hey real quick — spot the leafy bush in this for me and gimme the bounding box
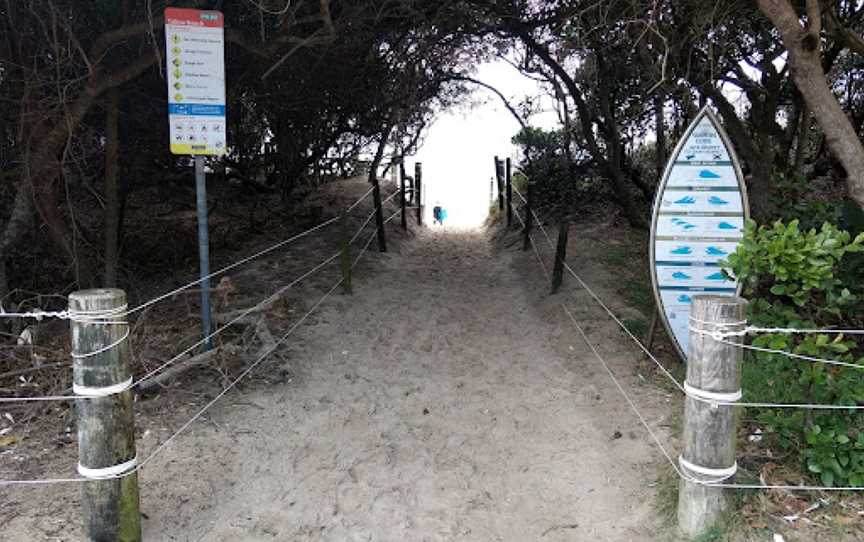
[723,219,864,486]
[512,127,611,219]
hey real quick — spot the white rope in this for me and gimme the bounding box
[683,381,742,404]
[134,278,345,473]
[678,456,737,482]
[747,326,864,335]
[515,212,686,484]
[0,309,68,320]
[688,316,747,329]
[0,305,129,324]
[521,210,685,392]
[512,185,528,204]
[562,261,685,392]
[384,208,401,225]
[132,251,341,388]
[73,376,134,398]
[0,188,384,403]
[70,328,130,359]
[517,205,864,491]
[350,208,378,245]
[0,393,79,404]
[128,185,375,316]
[353,223,382,268]
[714,334,864,371]
[348,189,400,245]
[561,303,686,481]
[127,216,340,316]
[0,208,393,487]
[345,185,376,214]
[133,216,387,479]
[0,274,352,486]
[77,455,138,480]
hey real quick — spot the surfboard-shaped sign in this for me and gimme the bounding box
[650,107,750,360]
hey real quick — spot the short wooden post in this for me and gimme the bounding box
[415,162,423,227]
[494,156,504,212]
[399,159,407,230]
[677,295,746,539]
[71,289,141,542]
[522,178,532,251]
[644,306,660,353]
[339,211,352,294]
[550,220,569,294]
[505,157,513,227]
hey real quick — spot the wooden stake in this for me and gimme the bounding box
[550,220,569,294]
[645,306,660,352]
[415,162,423,227]
[339,211,352,294]
[522,178,532,251]
[677,295,746,539]
[494,156,504,212]
[71,288,141,542]
[505,157,513,227]
[399,159,407,230]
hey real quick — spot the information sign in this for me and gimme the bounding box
[649,107,750,359]
[165,8,226,156]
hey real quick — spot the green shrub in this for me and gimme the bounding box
[723,219,864,486]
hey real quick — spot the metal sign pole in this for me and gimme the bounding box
[166,8,224,352]
[194,156,213,350]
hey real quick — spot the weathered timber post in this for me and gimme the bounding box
[645,306,660,353]
[550,220,569,294]
[494,156,504,212]
[505,157,513,227]
[339,211,352,294]
[415,162,423,227]
[399,159,408,230]
[677,295,746,539]
[71,289,141,542]
[371,171,387,253]
[522,178,532,251]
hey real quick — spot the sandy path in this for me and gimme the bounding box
[130,226,672,541]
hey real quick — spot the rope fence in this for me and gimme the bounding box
[0,180,406,494]
[508,185,864,496]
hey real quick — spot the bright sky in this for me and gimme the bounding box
[413,61,558,228]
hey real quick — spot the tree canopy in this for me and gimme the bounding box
[3,0,864,297]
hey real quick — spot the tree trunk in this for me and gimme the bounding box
[368,124,394,253]
[0,181,34,300]
[758,0,864,208]
[104,89,120,287]
[655,93,667,180]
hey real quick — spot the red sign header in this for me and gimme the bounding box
[165,8,223,28]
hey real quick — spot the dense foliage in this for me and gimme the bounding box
[724,220,864,486]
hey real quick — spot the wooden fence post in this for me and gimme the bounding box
[494,156,504,212]
[71,289,141,542]
[505,157,513,227]
[677,295,747,539]
[550,220,569,293]
[415,162,423,227]
[399,159,407,230]
[339,210,352,294]
[522,178,532,251]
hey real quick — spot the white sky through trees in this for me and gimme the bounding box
[415,61,557,227]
